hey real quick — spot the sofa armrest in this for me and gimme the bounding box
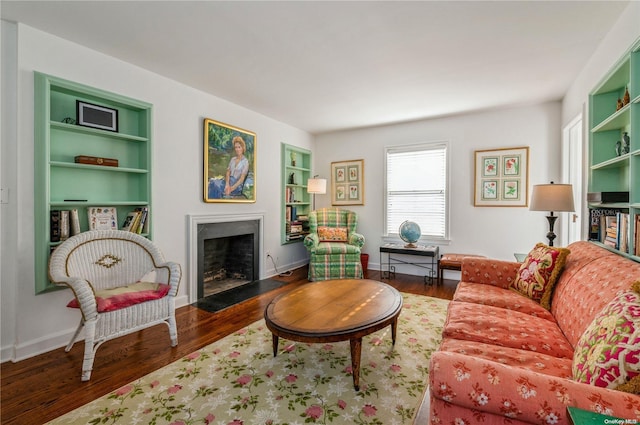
[429,351,640,423]
[460,257,520,289]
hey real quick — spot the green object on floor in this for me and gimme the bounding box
[567,406,627,424]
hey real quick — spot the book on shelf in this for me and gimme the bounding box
[121,211,140,232]
[588,208,618,242]
[50,210,61,242]
[87,207,118,231]
[635,215,640,257]
[60,210,70,241]
[51,209,82,242]
[121,207,149,233]
[69,209,81,236]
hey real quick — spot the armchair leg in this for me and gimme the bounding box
[168,315,178,347]
[80,319,97,381]
[66,320,85,352]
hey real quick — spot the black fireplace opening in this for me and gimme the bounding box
[197,219,260,299]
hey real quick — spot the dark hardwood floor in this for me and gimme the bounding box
[1,267,456,424]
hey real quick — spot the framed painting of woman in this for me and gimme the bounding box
[203,118,256,203]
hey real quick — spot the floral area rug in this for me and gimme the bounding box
[47,293,449,425]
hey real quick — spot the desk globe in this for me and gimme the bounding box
[399,220,421,248]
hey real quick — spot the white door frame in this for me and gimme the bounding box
[562,112,584,244]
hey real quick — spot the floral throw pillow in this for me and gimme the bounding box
[509,243,570,310]
[572,282,640,392]
[317,226,348,242]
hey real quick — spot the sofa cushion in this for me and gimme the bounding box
[510,243,569,310]
[312,241,360,254]
[454,282,555,321]
[572,283,640,391]
[440,338,573,378]
[443,301,574,358]
[317,226,348,242]
[67,281,171,312]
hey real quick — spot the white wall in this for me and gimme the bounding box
[0,22,313,362]
[315,102,563,273]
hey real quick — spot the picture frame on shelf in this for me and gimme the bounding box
[203,118,256,203]
[331,159,364,205]
[87,207,118,231]
[76,101,118,132]
[474,146,529,207]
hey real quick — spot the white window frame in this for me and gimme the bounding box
[383,141,450,244]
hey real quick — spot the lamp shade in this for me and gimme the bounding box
[529,183,575,212]
[307,178,327,195]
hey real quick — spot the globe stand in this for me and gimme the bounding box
[404,242,418,248]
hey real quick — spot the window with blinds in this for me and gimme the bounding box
[385,142,449,240]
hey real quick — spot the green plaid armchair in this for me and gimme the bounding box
[303,208,365,281]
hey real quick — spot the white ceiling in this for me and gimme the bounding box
[1,1,629,134]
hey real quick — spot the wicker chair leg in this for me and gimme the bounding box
[66,320,84,352]
[80,319,97,381]
[168,316,178,346]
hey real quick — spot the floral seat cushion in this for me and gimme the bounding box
[443,301,575,359]
[440,337,573,378]
[454,281,555,321]
[67,281,171,313]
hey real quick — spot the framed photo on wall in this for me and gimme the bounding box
[474,146,529,207]
[331,159,364,205]
[203,118,256,203]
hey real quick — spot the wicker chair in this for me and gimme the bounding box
[303,208,365,281]
[49,230,181,381]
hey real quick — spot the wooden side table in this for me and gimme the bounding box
[379,243,439,285]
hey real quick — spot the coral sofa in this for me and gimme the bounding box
[429,241,640,424]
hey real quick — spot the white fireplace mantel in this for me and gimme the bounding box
[187,212,265,303]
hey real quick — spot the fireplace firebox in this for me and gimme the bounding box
[196,219,260,299]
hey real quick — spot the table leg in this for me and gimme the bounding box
[391,318,398,345]
[350,337,362,391]
[271,334,279,357]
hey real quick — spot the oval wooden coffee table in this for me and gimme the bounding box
[264,279,403,390]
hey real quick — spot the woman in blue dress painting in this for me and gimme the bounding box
[208,136,249,199]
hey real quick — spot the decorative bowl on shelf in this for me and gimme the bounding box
[399,220,421,248]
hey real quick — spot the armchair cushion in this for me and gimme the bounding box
[572,282,640,391]
[510,243,570,310]
[67,281,171,312]
[317,226,348,242]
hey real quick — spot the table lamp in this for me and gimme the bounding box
[529,182,575,246]
[307,176,326,211]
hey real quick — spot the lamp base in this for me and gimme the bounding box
[545,214,558,247]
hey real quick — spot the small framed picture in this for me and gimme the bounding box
[331,159,364,205]
[474,146,529,207]
[76,101,118,132]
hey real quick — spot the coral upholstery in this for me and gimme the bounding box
[429,241,640,424]
[49,230,181,381]
[303,208,365,281]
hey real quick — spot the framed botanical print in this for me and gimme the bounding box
[203,118,256,203]
[474,146,529,207]
[331,159,364,205]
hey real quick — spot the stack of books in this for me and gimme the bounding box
[121,207,150,234]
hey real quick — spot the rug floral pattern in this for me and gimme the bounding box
[48,293,448,425]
